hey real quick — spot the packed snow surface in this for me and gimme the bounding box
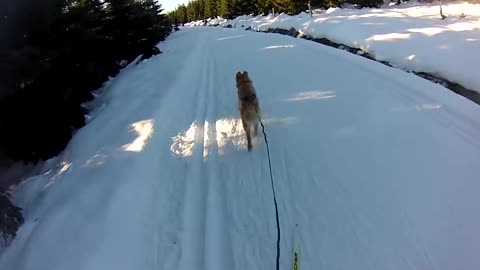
[1,26,480,270]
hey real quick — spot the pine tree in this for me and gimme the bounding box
[310,0,344,9]
[176,4,188,24]
[292,0,309,13]
[219,0,234,19]
[0,0,172,243]
[197,0,206,20]
[350,0,383,7]
[0,193,24,244]
[271,0,288,13]
[257,0,274,15]
[205,0,218,18]
[271,0,309,14]
[136,0,171,52]
[103,0,170,60]
[186,1,197,21]
[0,0,171,168]
[234,0,257,16]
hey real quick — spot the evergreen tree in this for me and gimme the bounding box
[0,193,23,244]
[272,0,309,14]
[349,0,383,7]
[170,0,345,21]
[176,4,188,24]
[103,0,170,61]
[234,0,257,16]
[219,0,234,19]
[186,1,198,21]
[257,0,274,15]
[271,0,289,13]
[310,0,344,9]
[197,0,206,20]
[0,0,172,242]
[205,0,218,18]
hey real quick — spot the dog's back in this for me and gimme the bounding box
[236,71,260,151]
[236,71,260,119]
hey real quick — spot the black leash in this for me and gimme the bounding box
[258,115,281,270]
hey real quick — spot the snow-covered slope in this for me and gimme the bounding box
[211,1,480,94]
[1,27,480,270]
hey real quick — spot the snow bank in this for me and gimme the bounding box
[184,16,228,27]
[190,1,480,93]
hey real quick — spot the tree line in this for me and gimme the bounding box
[167,0,474,24]
[0,0,170,164]
[167,0,385,23]
[0,0,171,243]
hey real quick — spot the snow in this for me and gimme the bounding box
[205,1,480,93]
[184,17,229,27]
[2,26,480,270]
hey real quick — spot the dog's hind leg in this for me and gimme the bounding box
[243,120,253,151]
[246,129,252,151]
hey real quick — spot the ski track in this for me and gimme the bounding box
[1,27,480,270]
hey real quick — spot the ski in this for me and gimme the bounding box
[292,223,300,270]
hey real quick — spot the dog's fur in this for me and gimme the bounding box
[236,71,261,151]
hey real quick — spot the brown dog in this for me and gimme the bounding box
[236,71,261,151]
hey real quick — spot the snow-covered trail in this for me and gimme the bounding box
[2,27,480,270]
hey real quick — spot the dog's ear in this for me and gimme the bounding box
[236,71,242,78]
[243,71,248,75]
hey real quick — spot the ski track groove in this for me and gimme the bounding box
[204,47,229,270]
[144,38,203,270]
[178,66,207,270]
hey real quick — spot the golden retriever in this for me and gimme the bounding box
[236,71,261,151]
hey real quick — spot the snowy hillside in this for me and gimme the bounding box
[1,25,480,270]
[194,1,480,95]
